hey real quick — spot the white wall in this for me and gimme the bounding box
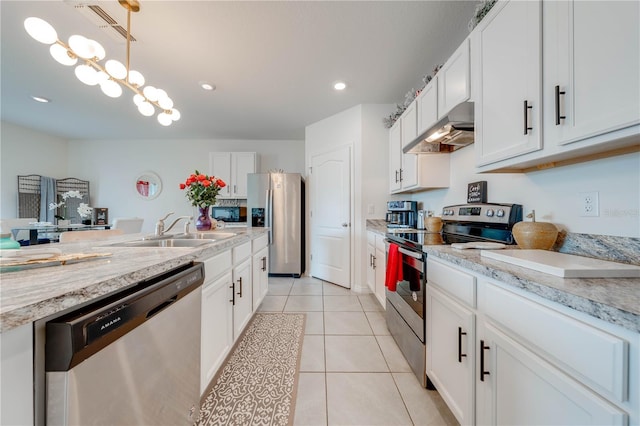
[410,146,640,237]
[0,122,69,219]
[65,138,305,233]
[305,104,393,290]
[1,122,304,233]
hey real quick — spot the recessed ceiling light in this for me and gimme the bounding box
[334,81,346,91]
[200,82,216,91]
[31,95,50,103]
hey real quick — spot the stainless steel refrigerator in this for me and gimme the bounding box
[247,173,305,277]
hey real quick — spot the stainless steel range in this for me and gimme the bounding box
[385,203,522,388]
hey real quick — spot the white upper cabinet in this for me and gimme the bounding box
[389,99,450,194]
[475,0,542,166]
[417,77,439,136]
[475,0,639,172]
[389,121,403,193]
[209,152,257,199]
[543,0,640,147]
[437,38,471,119]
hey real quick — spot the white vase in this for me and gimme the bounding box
[58,219,70,227]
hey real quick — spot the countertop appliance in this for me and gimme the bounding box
[385,202,522,388]
[247,173,305,277]
[211,206,247,223]
[386,200,418,229]
[45,262,204,425]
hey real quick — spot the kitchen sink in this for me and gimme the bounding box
[111,239,211,248]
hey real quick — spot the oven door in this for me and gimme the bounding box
[385,244,425,342]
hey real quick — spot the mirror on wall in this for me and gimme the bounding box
[135,171,162,200]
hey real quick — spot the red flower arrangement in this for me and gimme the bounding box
[179,170,226,208]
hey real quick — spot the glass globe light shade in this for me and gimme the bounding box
[158,95,174,110]
[143,86,158,102]
[170,108,181,121]
[157,112,172,126]
[100,79,123,98]
[95,71,109,84]
[133,94,145,107]
[50,44,77,66]
[87,39,105,60]
[68,35,94,59]
[24,17,58,44]
[105,60,127,80]
[127,70,145,87]
[155,89,168,100]
[74,64,99,86]
[138,101,155,117]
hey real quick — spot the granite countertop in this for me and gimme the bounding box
[423,246,640,333]
[0,229,268,333]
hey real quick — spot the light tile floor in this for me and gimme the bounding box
[259,276,459,426]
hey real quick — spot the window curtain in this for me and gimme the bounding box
[40,176,57,223]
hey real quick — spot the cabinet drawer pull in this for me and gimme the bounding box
[523,100,533,135]
[458,327,467,363]
[480,340,490,381]
[237,277,243,297]
[372,255,376,269]
[229,282,235,305]
[261,256,267,271]
[555,85,566,125]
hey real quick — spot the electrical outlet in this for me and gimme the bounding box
[367,204,375,215]
[579,191,599,217]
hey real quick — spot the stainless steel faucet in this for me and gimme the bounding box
[155,212,191,237]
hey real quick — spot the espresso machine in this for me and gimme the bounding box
[385,201,418,228]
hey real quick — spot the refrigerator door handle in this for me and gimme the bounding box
[266,189,274,244]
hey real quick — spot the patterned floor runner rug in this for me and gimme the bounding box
[197,313,306,426]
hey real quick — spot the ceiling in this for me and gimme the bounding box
[1,1,477,141]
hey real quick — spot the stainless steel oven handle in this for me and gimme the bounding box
[398,247,423,259]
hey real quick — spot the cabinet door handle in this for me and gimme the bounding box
[555,85,566,125]
[523,100,533,135]
[261,256,267,271]
[395,170,399,183]
[229,282,235,305]
[237,277,243,297]
[399,168,403,182]
[458,327,467,363]
[480,340,490,382]
[233,184,237,194]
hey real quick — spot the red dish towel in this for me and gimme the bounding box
[385,243,403,292]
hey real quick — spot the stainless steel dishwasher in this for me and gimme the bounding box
[45,262,204,426]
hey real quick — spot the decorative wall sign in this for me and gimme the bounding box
[467,181,487,203]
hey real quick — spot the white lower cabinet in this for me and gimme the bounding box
[366,231,386,308]
[476,320,627,426]
[200,270,233,395]
[427,256,639,425]
[426,285,475,425]
[232,257,253,340]
[0,323,34,425]
[252,245,269,310]
[374,235,386,308]
[200,251,234,395]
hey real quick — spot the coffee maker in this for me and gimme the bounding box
[385,201,418,228]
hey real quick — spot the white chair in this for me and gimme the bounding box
[0,218,37,242]
[112,217,144,234]
[59,229,124,243]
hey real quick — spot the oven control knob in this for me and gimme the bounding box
[486,209,495,217]
[496,209,505,218]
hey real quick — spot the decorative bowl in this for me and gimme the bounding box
[512,221,559,250]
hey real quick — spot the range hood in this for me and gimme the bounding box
[403,102,474,154]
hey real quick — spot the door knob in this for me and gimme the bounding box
[341,223,349,227]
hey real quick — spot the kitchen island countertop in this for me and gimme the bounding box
[0,229,268,332]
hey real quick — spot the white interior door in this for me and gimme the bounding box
[310,146,351,288]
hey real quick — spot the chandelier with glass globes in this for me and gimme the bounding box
[23,0,180,127]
